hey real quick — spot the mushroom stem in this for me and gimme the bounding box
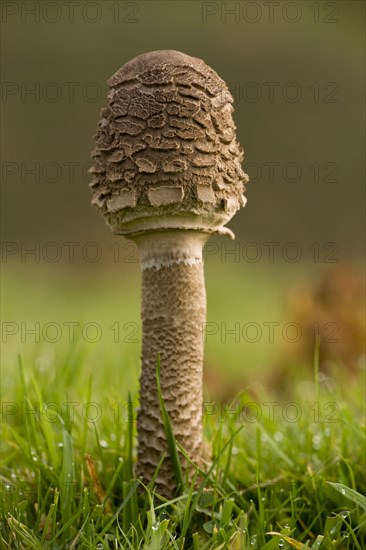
[130,230,210,496]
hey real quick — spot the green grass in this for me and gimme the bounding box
[1,346,365,549]
[1,263,365,548]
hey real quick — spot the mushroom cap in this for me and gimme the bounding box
[90,50,248,235]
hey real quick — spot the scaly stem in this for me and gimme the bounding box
[131,230,209,496]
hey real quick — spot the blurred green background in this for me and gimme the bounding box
[1,0,365,396]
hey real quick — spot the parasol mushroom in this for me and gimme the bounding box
[89,50,248,496]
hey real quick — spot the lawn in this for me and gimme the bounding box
[1,260,365,548]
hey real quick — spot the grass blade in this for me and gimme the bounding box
[325,481,366,510]
[156,355,184,494]
[59,421,75,533]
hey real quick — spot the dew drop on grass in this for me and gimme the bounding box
[57,442,63,448]
[232,446,238,455]
[100,440,108,448]
[274,431,283,442]
[340,510,350,518]
[278,539,285,548]
[152,522,160,531]
[250,535,257,547]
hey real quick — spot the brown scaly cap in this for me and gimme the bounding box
[89,50,249,236]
